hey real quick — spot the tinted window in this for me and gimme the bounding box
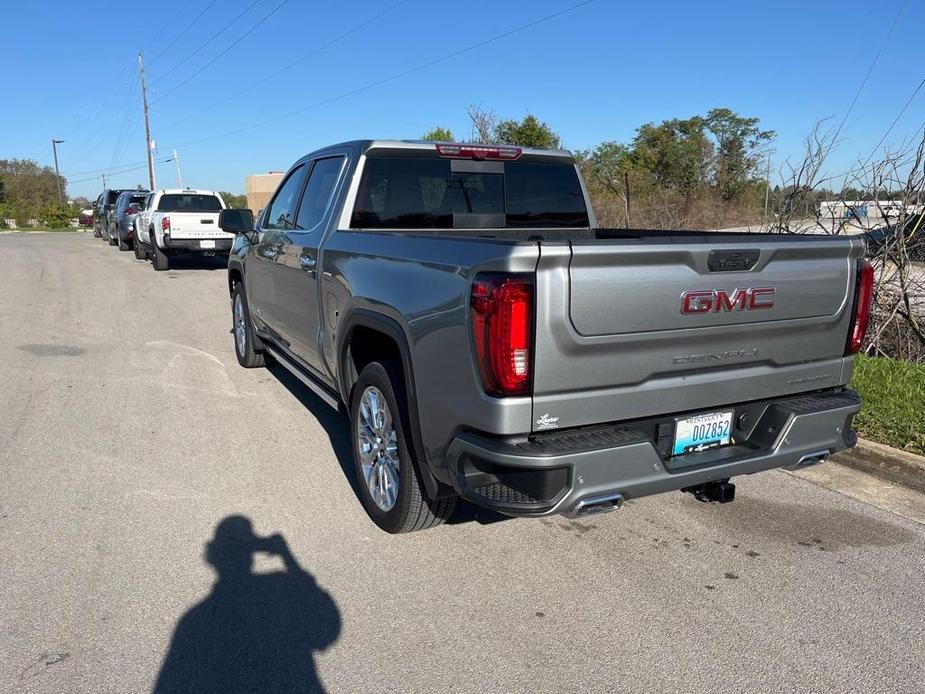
[263,166,306,230]
[295,157,344,232]
[351,157,451,229]
[117,194,147,211]
[106,191,121,204]
[505,162,588,227]
[351,156,588,229]
[157,194,223,212]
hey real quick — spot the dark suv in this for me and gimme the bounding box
[94,189,131,241]
[108,190,149,251]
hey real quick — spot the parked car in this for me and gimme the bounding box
[108,190,149,251]
[221,140,872,534]
[135,189,229,270]
[94,189,131,241]
[863,213,925,261]
[78,209,94,227]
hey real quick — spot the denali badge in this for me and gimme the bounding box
[681,287,775,314]
[536,413,560,430]
[673,348,759,364]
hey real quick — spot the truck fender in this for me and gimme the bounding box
[337,309,446,499]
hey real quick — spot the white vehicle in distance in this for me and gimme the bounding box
[134,188,231,271]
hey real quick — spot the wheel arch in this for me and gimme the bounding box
[338,309,446,499]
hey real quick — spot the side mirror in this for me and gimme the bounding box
[219,208,255,236]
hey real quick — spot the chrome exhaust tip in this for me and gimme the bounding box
[569,492,624,517]
[789,449,831,470]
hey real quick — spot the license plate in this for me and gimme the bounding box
[200,240,215,249]
[672,410,733,456]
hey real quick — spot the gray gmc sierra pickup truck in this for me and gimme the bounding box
[220,140,873,533]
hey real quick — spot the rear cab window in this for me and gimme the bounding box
[157,194,223,212]
[350,154,589,229]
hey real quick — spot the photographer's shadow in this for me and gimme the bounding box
[153,516,340,694]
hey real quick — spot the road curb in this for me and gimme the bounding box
[832,438,925,493]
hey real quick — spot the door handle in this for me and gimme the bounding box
[299,255,317,273]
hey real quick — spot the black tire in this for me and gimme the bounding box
[117,228,131,251]
[150,230,170,271]
[350,361,456,533]
[101,223,110,242]
[231,283,266,368]
[92,224,101,238]
[133,226,147,260]
[107,225,118,246]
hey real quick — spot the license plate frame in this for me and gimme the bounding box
[200,239,216,250]
[672,410,734,457]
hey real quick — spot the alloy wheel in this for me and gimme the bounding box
[356,386,400,512]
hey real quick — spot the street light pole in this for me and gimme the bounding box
[51,139,65,203]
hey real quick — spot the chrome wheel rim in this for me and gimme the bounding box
[233,294,246,356]
[357,386,399,512]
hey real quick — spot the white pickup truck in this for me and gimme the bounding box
[134,188,232,270]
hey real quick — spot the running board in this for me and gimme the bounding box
[263,345,341,410]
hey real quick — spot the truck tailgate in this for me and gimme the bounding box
[531,235,864,432]
[167,212,230,239]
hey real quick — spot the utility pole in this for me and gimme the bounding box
[100,173,107,190]
[137,51,156,190]
[51,139,64,203]
[172,149,183,187]
[763,151,772,217]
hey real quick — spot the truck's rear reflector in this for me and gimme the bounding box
[436,143,522,161]
[471,274,533,396]
[846,259,874,355]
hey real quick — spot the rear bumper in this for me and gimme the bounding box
[163,237,233,253]
[446,389,862,517]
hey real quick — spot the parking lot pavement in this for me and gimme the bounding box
[2,232,924,694]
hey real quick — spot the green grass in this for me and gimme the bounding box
[851,354,925,456]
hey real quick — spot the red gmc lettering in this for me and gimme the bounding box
[681,287,776,314]
[681,290,714,314]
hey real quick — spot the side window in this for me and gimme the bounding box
[263,165,306,230]
[295,157,345,232]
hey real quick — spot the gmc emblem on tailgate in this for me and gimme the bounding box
[681,287,775,314]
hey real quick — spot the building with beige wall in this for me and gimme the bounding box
[245,172,285,214]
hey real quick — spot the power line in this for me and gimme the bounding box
[64,159,152,177]
[159,0,409,131]
[151,0,262,85]
[67,158,174,185]
[174,0,596,150]
[152,0,290,104]
[140,5,188,55]
[831,0,909,145]
[148,0,220,66]
[861,77,925,167]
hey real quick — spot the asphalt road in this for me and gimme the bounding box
[1,232,923,694]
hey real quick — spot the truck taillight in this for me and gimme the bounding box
[470,274,533,396]
[846,259,874,355]
[161,217,171,231]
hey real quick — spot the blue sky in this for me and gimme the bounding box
[2,0,922,200]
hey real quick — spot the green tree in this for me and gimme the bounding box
[704,108,774,200]
[0,159,66,223]
[41,202,73,229]
[421,126,454,142]
[630,117,712,195]
[494,114,561,149]
[583,141,633,226]
[219,191,248,209]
